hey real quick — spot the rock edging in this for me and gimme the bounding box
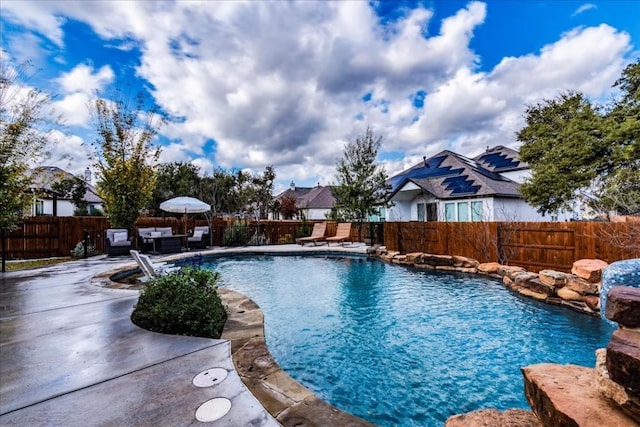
[372,247,606,316]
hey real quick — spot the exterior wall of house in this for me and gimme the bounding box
[386,201,413,221]
[305,208,331,220]
[388,196,573,222]
[33,199,75,216]
[437,198,493,221]
[492,198,573,222]
[31,199,103,216]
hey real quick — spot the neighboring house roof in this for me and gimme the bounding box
[299,185,336,209]
[473,145,529,173]
[275,185,336,210]
[27,166,103,203]
[388,147,522,201]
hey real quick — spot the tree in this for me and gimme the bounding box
[597,60,640,215]
[91,89,164,230]
[201,168,237,217]
[51,175,89,215]
[249,165,276,220]
[1,62,56,271]
[147,162,201,215]
[279,193,298,219]
[333,127,392,240]
[518,60,640,216]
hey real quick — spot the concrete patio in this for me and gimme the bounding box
[0,244,370,426]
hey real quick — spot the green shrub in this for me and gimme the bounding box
[277,233,293,244]
[222,221,249,246]
[296,218,311,238]
[131,267,227,338]
[70,241,98,258]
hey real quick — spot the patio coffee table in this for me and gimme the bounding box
[151,234,186,254]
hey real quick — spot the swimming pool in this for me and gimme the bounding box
[201,255,614,426]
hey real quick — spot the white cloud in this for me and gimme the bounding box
[1,2,66,46]
[572,3,597,16]
[2,1,636,188]
[50,64,114,127]
[55,64,114,95]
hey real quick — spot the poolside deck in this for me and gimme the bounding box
[0,244,368,425]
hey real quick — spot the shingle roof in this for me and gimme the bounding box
[388,147,522,200]
[473,145,529,172]
[275,185,336,209]
[299,186,336,209]
[27,166,103,203]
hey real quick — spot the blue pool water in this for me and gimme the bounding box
[202,255,615,426]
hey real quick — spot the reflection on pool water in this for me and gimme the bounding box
[202,255,615,426]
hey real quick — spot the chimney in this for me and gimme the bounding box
[290,180,295,192]
[84,167,92,184]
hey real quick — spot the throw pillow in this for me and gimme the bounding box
[113,232,128,242]
[193,230,204,238]
[150,231,162,238]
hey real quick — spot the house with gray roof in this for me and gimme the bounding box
[272,182,336,220]
[26,166,103,216]
[386,146,571,222]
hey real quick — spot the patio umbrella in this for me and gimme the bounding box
[160,197,211,234]
[159,196,211,214]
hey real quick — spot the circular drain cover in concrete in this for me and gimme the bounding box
[193,368,228,388]
[195,398,231,422]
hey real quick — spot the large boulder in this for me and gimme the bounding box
[421,254,454,266]
[595,348,640,424]
[525,278,556,297]
[478,262,501,273]
[522,363,637,427]
[446,409,542,427]
[572,259,608,283]
[606,286,640,328]
[452,255,479,268]
[557,287,584,302]
[566,275,600,296]
[607,329,640,396]
[539,270,568,287]
[405,252,423,264]
[514,272,540,284]
[498,265,527,279]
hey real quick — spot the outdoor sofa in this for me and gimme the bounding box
[137,227,174,253]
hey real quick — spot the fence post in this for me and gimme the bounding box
[83,229,88,259]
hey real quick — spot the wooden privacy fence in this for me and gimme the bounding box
[5,217,636,272]
[384,221,640,273]
[3,217,385,259]
[4,216,112,259]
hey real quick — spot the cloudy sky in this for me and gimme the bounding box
[2,0,638,193]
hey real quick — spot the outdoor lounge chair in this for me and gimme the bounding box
[105,228,133,256]
[130,250,179,281]
[187,226,211,249]
[296,222,327,246]
[326,223,352,246]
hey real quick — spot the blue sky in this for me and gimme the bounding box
[2,0,638,193]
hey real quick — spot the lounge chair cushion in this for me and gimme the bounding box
[113,232,128,243]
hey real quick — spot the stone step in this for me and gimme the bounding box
[522,363,638,427]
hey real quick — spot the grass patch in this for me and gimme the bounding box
[5,258,72,271]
